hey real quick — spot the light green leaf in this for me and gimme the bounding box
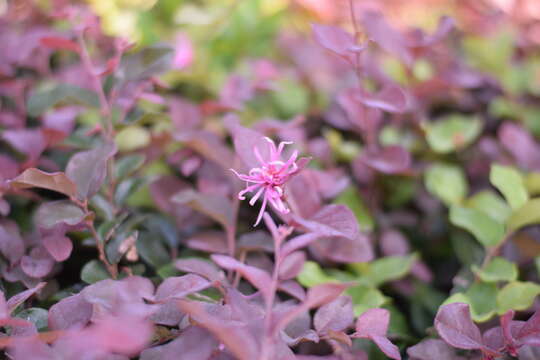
[472,257,518,282]
[424,114,482,154]
[497,281,540,314]
[490,164,528,210]
[297,261,335,287]
[449,205,505,248]
[347,284,387,316]
[425,163,468,206]
[334,186,374,231]
[525,173,540,196]
[466,190,511,223]
[507,198,540,232]
[442,283,498,322]
[115,126,151,152]
[350,254,417,287]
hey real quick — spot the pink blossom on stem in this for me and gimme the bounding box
[231,138,301,226]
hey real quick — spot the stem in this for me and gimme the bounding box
[348,0,363,84]
[76,31,113,138]
[260,233,282,360]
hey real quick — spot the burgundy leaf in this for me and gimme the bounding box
[177,300,259,360]
[65,142,117,199]
[356,86,408,114]
[2,129,47,162]
[211,254,272,302]
[435,303,486,351]
[155,274,211,302]
[9,168,77,198]
[314,296,354,334]
[518,310,540,347]
[0,220,25,265]
[174,258,223,283]
[311,24,357,61]
[172,189,234,231]
[42,234,72,262]
[407,339,458,360]
[278,280,306,301]
[6,282,46,314]
[360,146,412,174]
[21,247,55,278]
[174,130,233,170]
[278,251,306,280]
[498,122,540,171]
[40,36,81,52]
[352,308,401,360]
[185,231,228,254]
[48,293,93,330]
[360,11,413,66]
[224,115,269,170]
[140,326,217,360]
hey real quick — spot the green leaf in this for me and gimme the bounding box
[81,260,110,284]
[466,190,511,223]
[334,186,375,231]
[347,284,387,316]
[506,198,540,232]
[490,164,529,210]
[424,114,482,153]
[118,44,174,82]
[350,254,417,287]
[297,261,335,287]
[497,281,540,314]
[535,257,540,278]
[27,84,100,116]
[525,173,540,196]
[472,257,518,282]
[14,307,49,331]
[136,231,170,268]
[425,163,468,206]
[35,201,86,229]
[449,205,505,248]
[115,154,146,179]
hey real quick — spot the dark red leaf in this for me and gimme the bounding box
[40,36,81,52]
[434,303,485,351]
[9,168,77,198]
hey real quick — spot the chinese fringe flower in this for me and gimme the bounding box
[231,138,300,226]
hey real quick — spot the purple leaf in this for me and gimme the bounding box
[65,142,117,199]
[174,130,233,170]
[352,308,401,360]
[48,293,93,330]
[42,234,72,262]
[311,24,357,61]
[435,303,486,351]
[0,220,25,265]
[9,168,77,198]
[498,122,540,171]
[407,339,458,360]
[155,274,211,302]
[172,189,234,231]
[294,204,373,263]
[174,258,224,283]
[280,233,320,260]
[185,231,228,254]
[2,128,47,162]
[278,251,306,280]
[6,282,46,314]
[360,11,413,66]
[278,280,306,301]
[360,146,412,174]
[21,247,55,278]
[224,115,269,170]
[518,310,540,347]
[354,308,390,337]
[355,86,408,114]
[211,254,272,302]
[150,300,185,326]
[177,300,259,360]
[140,326,217,360]
[314,296,354,334]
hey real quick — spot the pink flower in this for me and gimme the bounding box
[231,137,300,226]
